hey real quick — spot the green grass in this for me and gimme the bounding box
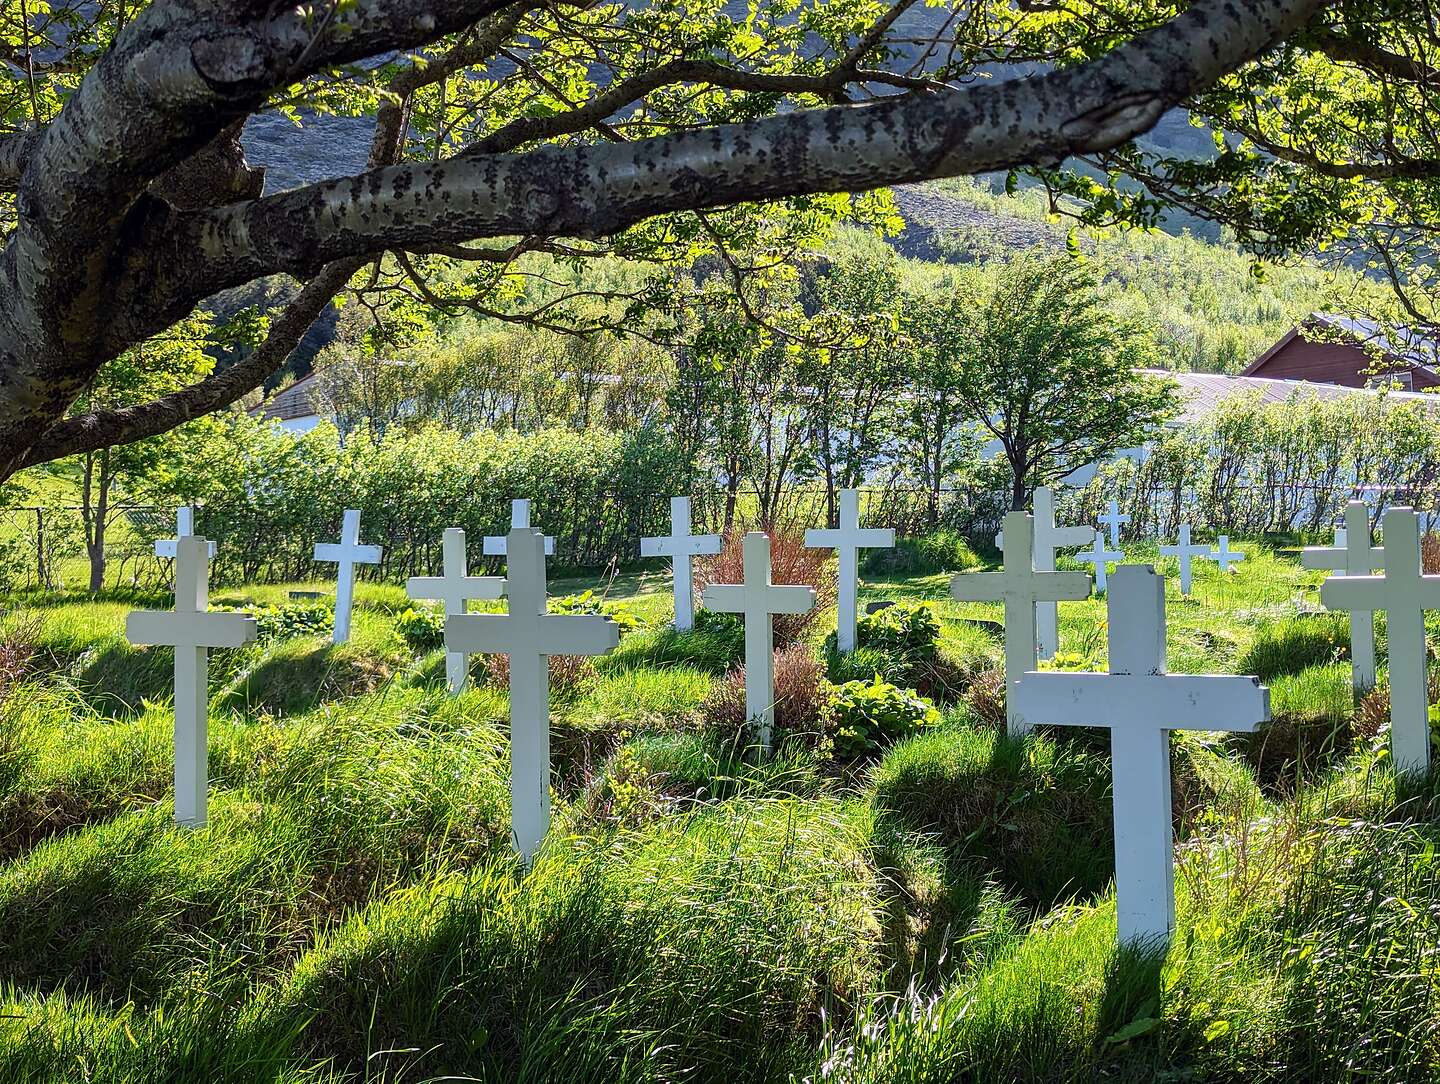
[0,540,1436,1082]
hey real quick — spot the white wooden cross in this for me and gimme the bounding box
[1098,499,1130,548]
[1302,500,1382,692]
[313,509,382,644]
[482,499,555,557]
[1321,506,1439,773]
[406,527,506,694]
[1212,535,1246,574]
[951,511,1091,736]
[1012,565,1269,947]
[701,532,817,751]
[641,496,721,632]
[126,537,257,828]
[805,488,895,652]
[1079,531,1124,592]
[1157,523,1214,596]
[155,506,216,560]
[446,529,618,862]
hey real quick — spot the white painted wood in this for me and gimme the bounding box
[1012,565,1269,947]
[1212,535,1246,573]
[1321,506,1440,773]
[950,512,1091,737]
[482,499,556,557]
[1098,499,1130,548]
[406,528,505,693]
[640,496,721,632]
[126,537,257,828]
[1157,523,1214,596]
[805,489,895,652]
[313,509,383,644]
[1078,531,1124,592]
[155,506,216,559]
[701,532,817,751]
[447,529,619,862]
[1032,487,1092,659]
[1302,500,1383,692]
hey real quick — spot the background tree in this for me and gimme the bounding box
[947,253,1180,509]
[0,0,1326,480]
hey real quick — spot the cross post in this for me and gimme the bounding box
[1302,500,1382,692]
[805,489,895,652]
[1212,535,1245,574]
[1079,530,1124,592]
[155,506,216,560]
[1012,566,1269,947]
[950,511,1091,736]
[1098,499,1130,548]
[406,527,505,693]
[1032,486,1092,658]
[641,496,721,631]
[313,509,382,643]
[701,532,817,751]
[446,529,618,861]
[1157,523,1214,596]
[127,537,257,827]
[482,499,556,557]
[1321,506,1440,772]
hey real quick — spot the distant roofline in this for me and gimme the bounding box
[1242,313,1439,378]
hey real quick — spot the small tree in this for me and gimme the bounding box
[948,254,1180,510]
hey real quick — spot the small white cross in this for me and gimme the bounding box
[1078,531,1124,592]
[446,529,619,862]
[406,527,505,694]
[313,509,382,644]
[1212,535,1245,574]
[1157,523,1215,596]
[805,489,895,652]
[482,499,556,557]
[701,532,817,751]
[641,496,721,632]
[1098,499,1130,548]
[951,511,1091,736]
[126,537,257,828]
[1013,565,1269,947]
[155,506,216,560]
[1302,500,1382,692]
[1321,506,1440,772]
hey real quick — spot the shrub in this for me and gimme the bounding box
[828,676,939,759]
[861,529,983,576]
[1423,532,1440,575]
[857,602,941,657]
[1355,670,1440,758]
[483,652,595,698]
[701,644,829,738]
[550,590,641,637]
[696,527,835,646]
[1236,615,1348,683]
[964,668,1007,729]
[393,606,445,652]
[219,602,333,642]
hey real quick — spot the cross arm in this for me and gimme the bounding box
[641,535,721,558]
[1049,525,1094,549]
[769,586,818,615]
[1300,548,1344,571]
[445,613,513,654]
[949,572,1005,603]
[700,584,748,613]
[315,543,383,563]
[1321,575,1390,610]
[1012,672,1269,732]
[539,614,620,657]
[127,611,257,650]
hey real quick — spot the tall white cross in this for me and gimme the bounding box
[1031,487,1092,658]
[126,537,257,828]
[701,532,817,751]
[1079,530,1124,593]
[1098,499,1130,548]
[1321,506,1440,773]
[951,511,1091,736]
[1212,535,1246,574]
[406,528,506,694]
[446,529,618,862]
[1157,523,1214,596]
[1012,566,1269,947]
[641,496,721,632]
[1302,501,1382,692]
[805,488,895,652]
[155,506,216,560]
[313,509,382,644]
[482,499,555,557]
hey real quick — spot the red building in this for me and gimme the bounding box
[1244,313,1440,390]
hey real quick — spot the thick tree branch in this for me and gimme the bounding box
[1306,26,1440,82]
[166,0,1328,303]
